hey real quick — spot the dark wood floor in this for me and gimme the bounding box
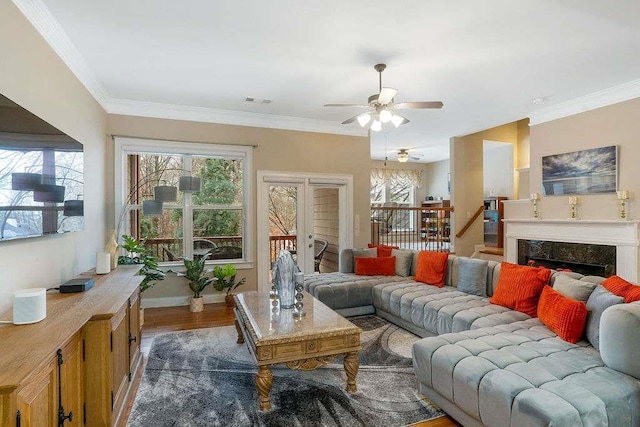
[122,303,460,427]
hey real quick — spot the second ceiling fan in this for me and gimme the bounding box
[325,63,443,131]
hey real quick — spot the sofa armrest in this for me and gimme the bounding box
[600,302,640,379]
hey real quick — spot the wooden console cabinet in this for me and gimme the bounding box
[0,266,143,427]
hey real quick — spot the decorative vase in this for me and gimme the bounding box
[190,296,204,312]
[105,229,118,270]
[273,250,296,309]
[225,294,235,308]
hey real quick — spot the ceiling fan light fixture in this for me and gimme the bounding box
[357,113,371,127]
[397,152,410,163]
[370,120,382,132]
[379,109,392,123]
[391,114,405,128]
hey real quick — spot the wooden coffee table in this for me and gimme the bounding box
[233,291,362,411]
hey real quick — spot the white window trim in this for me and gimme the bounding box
[114,136,254,269]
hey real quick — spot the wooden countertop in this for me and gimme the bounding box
[0,266,143,393]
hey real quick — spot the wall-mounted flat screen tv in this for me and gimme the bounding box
[0,94,84,241]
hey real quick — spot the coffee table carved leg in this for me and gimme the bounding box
[234,319,244,344]
[344,351,359,393]
[256,365,273,411]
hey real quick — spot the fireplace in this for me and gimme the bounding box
[504,219,640,282]
[518,240,615,277]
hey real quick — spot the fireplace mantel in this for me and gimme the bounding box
[504,219,640,282]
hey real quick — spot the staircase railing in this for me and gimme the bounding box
[455,205,485,238]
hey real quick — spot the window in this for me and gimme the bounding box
[370,168,422,231]
[114,137,252,265]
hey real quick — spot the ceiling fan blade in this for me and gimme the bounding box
[324,103,369,108]
[395,101,444,109]
[377,87,398,104]
[341,114,360,125]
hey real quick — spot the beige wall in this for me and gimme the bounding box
[107,115,369,303]
[451,122,518,256]
[313,188,339,273]
[423,159,451,201]
[507,97,640,221]
[0,1,108,313]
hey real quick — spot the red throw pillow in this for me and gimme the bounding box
[414,251,449,287]
[367,244,400,257]
[538,286,588,343]
[603,275,640,303]
[354,256,396,276]
[490,262,551,317]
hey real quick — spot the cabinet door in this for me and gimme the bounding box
[128,292,141,376]
[111,305,129,418]
[16,359,56,427]
[58,334,84,426]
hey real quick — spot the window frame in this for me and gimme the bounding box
[114,137,253,268]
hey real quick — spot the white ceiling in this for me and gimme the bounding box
[16,0,640,163]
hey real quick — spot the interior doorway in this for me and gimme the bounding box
[257,171,353,293]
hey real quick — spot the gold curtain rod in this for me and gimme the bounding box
[108,134,258,148]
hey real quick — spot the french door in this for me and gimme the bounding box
[257,171,353,293]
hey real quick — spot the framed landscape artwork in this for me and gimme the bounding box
[542,145,618,195]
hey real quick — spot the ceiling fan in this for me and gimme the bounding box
[395,148,423,163]
[325,63,443,131]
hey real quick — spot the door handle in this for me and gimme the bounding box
[308,244,312,248]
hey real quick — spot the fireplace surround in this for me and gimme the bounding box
[504,219,640,282]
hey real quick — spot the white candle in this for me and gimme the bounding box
[617,190,630,200]
[530,193,540,201]
[96,252,111,274]
[568,196,578,205]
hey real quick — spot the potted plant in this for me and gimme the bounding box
[183,252,216,312]
[212,264,246,307]
[118,235,166,325]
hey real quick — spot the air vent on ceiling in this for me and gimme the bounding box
[245,97,271,104]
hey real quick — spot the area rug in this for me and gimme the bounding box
[127,315,443,426]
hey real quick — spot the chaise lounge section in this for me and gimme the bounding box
[303,247,640,426]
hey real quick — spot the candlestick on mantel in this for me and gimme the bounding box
[617,190,631,220]
[530,193,541,219]
[568,196,578,219]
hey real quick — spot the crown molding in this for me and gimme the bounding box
[11,0,110,106]
[105,98,369,137]
[528,79,640,125]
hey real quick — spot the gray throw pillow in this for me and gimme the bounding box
[585,285,624,350]
[391,249,413,277]
[456,257,489,297]
[553,274,597,302]
[340,248,377,273]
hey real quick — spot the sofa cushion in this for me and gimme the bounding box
[490,262,551,317]
[603,275,640,303]
[339,248,376,273]
[391,248,414,277]
[585,285,624,350]
[354,256,395,276]
[538,286,588,343]
[367,243,399,257]
[412,319,640,427]
[600,302,640,380]
[415,251,449,287]
[456,257,488,297]
[553,273,597,302]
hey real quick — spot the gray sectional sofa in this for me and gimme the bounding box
[303,248,640,427]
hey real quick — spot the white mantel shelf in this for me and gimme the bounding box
[504,218,640,282]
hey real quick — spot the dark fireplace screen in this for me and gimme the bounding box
[518,240,616,277]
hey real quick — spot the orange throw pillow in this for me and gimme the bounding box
[415,251,449,287]
[538,286,588,343]
[603,275,640,303]
[367,244,400,257]
[490,262,551,317]
[354,256,396,276]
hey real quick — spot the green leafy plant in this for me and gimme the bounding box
[117,235,166,292]
[183,252,216,298]
[212,264,246,295]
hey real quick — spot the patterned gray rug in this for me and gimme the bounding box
[127,315,443,426]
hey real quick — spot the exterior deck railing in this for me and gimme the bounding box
[370,205,454,252]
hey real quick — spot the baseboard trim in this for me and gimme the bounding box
[141,294,225,308]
